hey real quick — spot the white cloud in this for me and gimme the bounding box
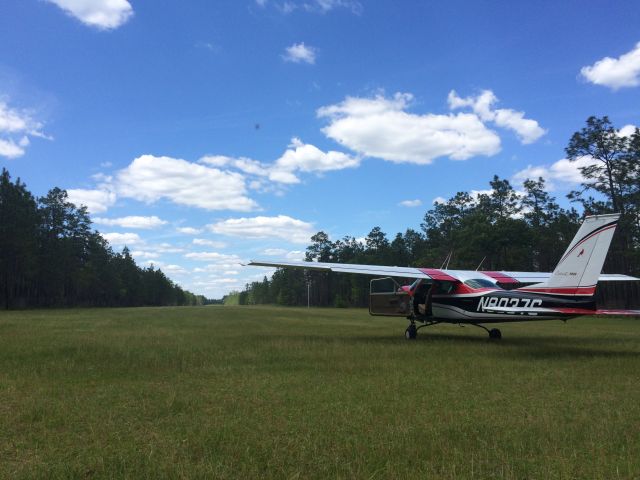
[448,90,546,144]
[580,42,640,90]
[208,215,315,244]
[93,215,167,229]
[432,196,447,205]
[185,252,243,264]
[398,199,422,208]
[311,0,362,13]
[285,250,305,260]
[270,0,362,14]
[271,138,360,183]
[67,188,117,214]
[283,43,317,64]
[262,248,288,256]
[0,100,49,159]
[618,124,638,137]
[152,242,185,254]
[200,139,358,185]
[512,156,597,190]
[318,92,501,164]
[131,250,160,259]
[102,232,142,246]
[0,138,26,159]
[177,227,202,235]
[116,154,258,211]
[45,0,133,30]
[193,238,227,248]
[257,248,305,259]
[161,264,188,275]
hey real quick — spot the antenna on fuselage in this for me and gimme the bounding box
[440,251,453,270]
[475,256,487,271]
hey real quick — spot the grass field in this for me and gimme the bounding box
[1,306,640,479]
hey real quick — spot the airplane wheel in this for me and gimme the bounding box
[405,324,417,340]
[489,328,502,340]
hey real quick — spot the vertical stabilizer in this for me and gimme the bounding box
[519,214,620,295]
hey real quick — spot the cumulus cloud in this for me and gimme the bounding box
[116,155,258,211]
[93,215,167,229]
[512,156,597,190]
[580,42,640,90]
[260,248,304,260]
[398,199,422,208]
[262,248,288,256]
[67,188,117,214]
[282,42,317,64]
[448,90,546,144]
[131,250,160,259]
[618,124,638,137]
[0,138,27,159]
[185,252,243,264]
[45,0,133,30]
[193,238,227,248]
[271,138,360,182]
[0,100,49,159]
[318,92,501,164]
[177,227,202,235]
[208,215,315,244]
[102,232,142,246]
[200,139,358,185]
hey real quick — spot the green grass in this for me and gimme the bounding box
[1,306,640,479]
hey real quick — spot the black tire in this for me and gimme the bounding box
[489,328,502,340]
[405,324,417,340]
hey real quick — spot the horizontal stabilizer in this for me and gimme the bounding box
[596,309,640,316]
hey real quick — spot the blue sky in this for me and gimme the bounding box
[2,0,640,298]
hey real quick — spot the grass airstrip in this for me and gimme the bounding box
[1,306,639,479]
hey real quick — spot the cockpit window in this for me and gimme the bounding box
[464,278,501,289]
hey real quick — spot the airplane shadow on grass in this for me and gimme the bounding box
[299,328,640,360]
[267,330,640,360]
[370,331,640,359]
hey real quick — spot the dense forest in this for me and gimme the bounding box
[0,170,207,309]
[232,117,640,307]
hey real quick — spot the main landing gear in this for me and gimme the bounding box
[405,323,417,340]
[404,321,502,340]
[404,319,441,340]
[471,323,502,340]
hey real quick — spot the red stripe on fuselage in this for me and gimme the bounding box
[552,307,597,315]
[517,285,596,296]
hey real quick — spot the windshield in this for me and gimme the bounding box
[464,278,501,289]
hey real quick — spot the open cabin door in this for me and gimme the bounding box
[369,277,411,316]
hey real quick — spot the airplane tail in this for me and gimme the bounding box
[517,213,620,296]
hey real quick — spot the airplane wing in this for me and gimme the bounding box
[249,260,639,283]
[248,260,432,279]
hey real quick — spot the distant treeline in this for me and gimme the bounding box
[232,116,640,308]
[0,169,208,309]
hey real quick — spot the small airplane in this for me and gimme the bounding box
[250,213,640,340]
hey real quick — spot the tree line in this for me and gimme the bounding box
[0,169,207,309]
[232,117,640,308]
